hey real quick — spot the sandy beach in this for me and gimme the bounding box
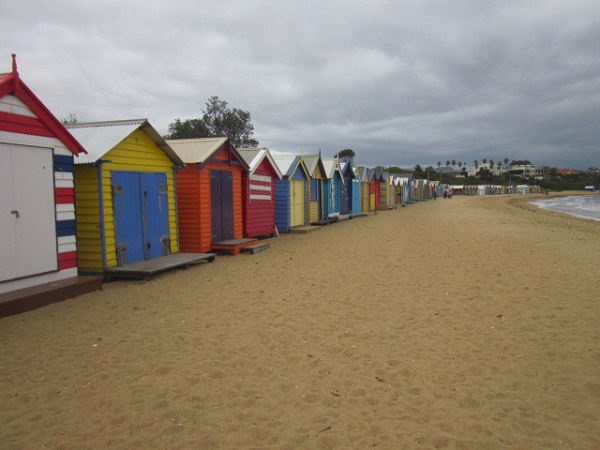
[1,192,599,449]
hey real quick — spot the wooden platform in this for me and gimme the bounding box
[0,276,103,318]
[105,252,216,281]
[241,242,270,254]
[310,217,339,226]
[290,225,322,234]
[211,238,258,255]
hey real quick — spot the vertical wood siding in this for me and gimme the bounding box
[274,179,290,233]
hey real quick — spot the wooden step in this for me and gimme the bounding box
[241,243,270,254]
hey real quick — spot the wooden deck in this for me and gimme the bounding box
[0,276,103,318]
[211,238,258,255]
[310,217,339,226]
[105,253,216,281]
[290,225,322,234]
[241,242,271,254]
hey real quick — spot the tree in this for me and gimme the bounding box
[336,149,356,164]
[165,96,258,147]
[451,159,456,169]
[473,160,479,171]
[336,149,356,158]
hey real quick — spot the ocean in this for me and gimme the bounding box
[531,194,600,222]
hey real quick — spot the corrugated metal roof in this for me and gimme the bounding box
[238,148,262,168]
[321,158,342,180]
[302,155,320,175]
[239,148,283,179]
[67,119,183,165]
[166,137,229,164]
[272,155,301,178]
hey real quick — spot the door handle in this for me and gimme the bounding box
[10,210,20,219]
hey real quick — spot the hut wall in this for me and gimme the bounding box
[75,129,179,272]
[243,160,277,238]
[274,179,291,233]
[177,149,243,252]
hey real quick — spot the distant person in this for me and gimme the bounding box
[432,191,437,201]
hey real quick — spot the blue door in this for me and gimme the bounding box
[210,169,234,242]
[144,173,170,259]
[112,171,169,265]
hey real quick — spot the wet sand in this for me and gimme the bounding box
[1,192,599,449]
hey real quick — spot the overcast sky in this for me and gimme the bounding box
[3,0,599,169]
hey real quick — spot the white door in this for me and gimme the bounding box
[0,143,57,282]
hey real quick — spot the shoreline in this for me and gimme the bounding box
[1,193,599,449]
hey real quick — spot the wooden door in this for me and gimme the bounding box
[210,169,234,242]
[290,179,304,227]
[112,172,145,265]
[0,143,57,281]
[112,171,170,265]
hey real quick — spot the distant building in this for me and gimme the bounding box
[507,164,555,179]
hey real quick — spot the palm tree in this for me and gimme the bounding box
[473,160,479,175]
[458,161,463,172]
[451,159,456,169]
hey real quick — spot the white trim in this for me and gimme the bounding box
[56,204,75,213]
[250,184,271,192]
[58,242,77,253]
[250,174,271,183]
[0,268,78,294]
[58,235,77,245]
[55,171,74,180]
[56,211,75,221]
[55,179,74,188]
[250,194,272,201]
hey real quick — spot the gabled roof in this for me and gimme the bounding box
[340,161,356,179]
[356,166,368,182]
[67,119,183,165]
[0,54,85,156]
[321,157,344,183]
[272,154,309,179]
[301,154,326,178]
[238,147,282,179]
[368,168,385,182]
[166,137,249,170]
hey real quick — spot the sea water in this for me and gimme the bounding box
[531,195,600,222]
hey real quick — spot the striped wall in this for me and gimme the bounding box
[53,153,78,271]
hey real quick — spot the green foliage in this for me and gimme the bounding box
[165,96,258,148]
[336,149,356,158]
